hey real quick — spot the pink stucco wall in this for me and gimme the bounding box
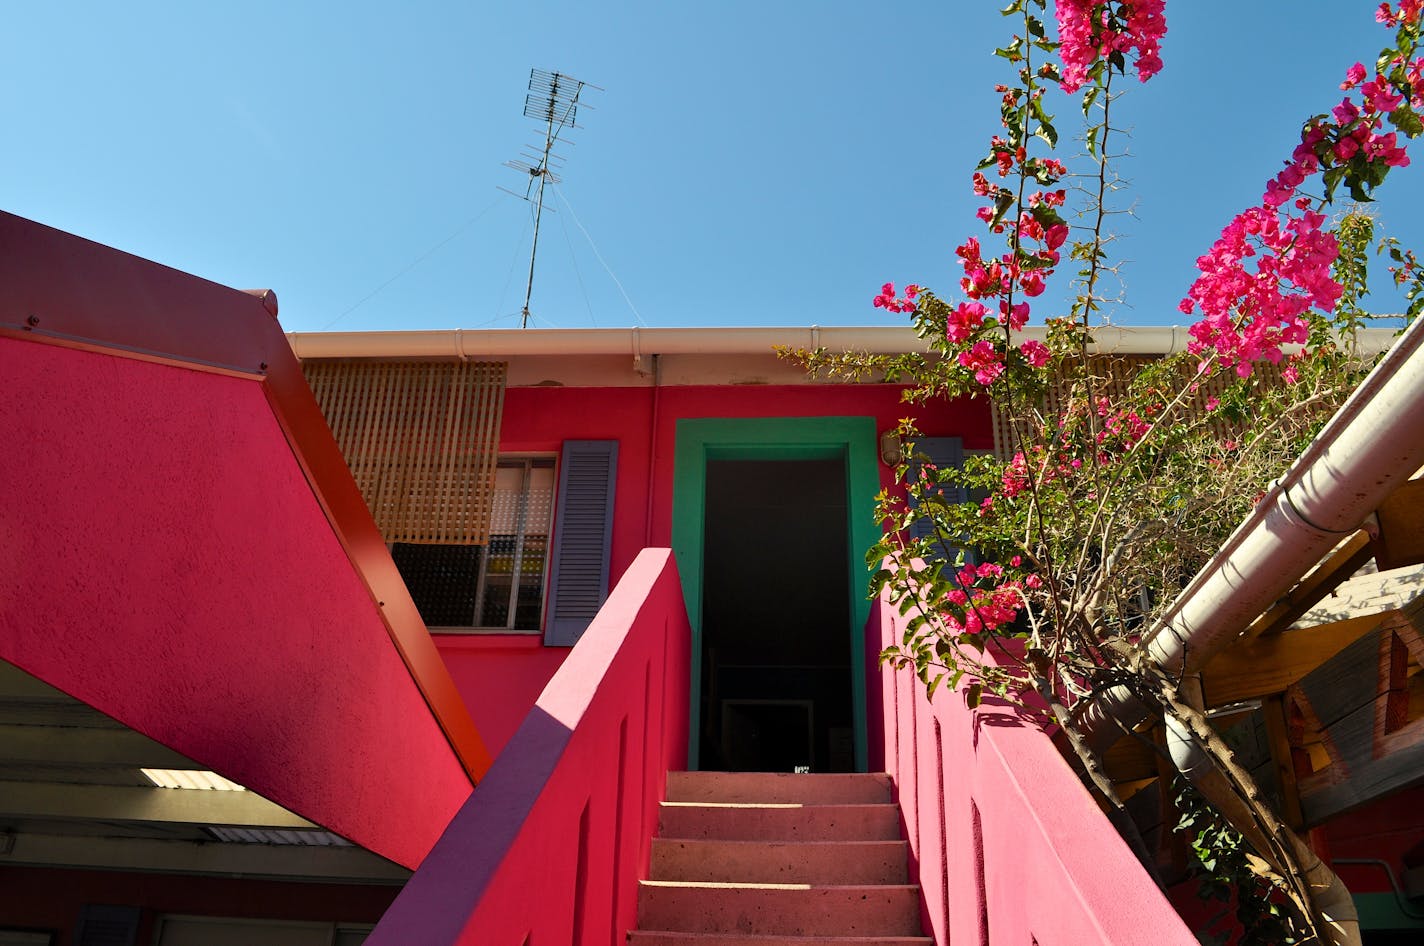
[370,548,691,946]
[440,382,994,755]
[434,634,570,758]
[500,383,993,583]
[868,593,1197,945]
[0,337,471,868]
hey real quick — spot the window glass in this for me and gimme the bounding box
[392,456,554,631]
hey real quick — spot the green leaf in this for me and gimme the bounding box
[965,682,983,708]
[1389,104,1424,137]
[1322,165,1346,202]
[1025,14,1044,38]
[990,192,1015,228]
[994,37,1025,62]
[1081,85,1100,117]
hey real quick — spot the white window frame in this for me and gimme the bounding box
[391,454,556,634]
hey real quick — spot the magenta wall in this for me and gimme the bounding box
[371,548,691,946]
[439,382,993,754]
[0,337,471,868]
[500,383,993,583]
[435,634,570,758]
[869,594,1197,945]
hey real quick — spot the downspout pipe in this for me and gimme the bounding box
[1147,314,1424,676]
[1083,313,1424,743]
[1070,317,1424,946]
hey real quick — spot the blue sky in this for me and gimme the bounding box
[4,2,1421,333]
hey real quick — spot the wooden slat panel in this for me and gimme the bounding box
[301,360,507,544]
[989,354,1269,459]
[1201,614,1384,706]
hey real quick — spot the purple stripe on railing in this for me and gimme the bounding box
[367,548,691,945]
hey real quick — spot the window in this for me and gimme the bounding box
[391,457,555,631]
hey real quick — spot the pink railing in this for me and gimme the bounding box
[367,548,691,946]
[869,593,1197,946]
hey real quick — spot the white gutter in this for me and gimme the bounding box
[1083,313,1424,742]
[287,324,1400,360]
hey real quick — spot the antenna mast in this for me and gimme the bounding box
[502,69,599,329]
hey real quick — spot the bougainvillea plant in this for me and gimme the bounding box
[794,3,1424,944]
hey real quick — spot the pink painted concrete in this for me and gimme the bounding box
[665,770,892,803]
[434,633,569,758]
[657,802,900,842]
[0,336,471,868]
[636,882,923,937]
[444,384,993,758]
[367,548,692,946]
[868,593,1198,946]
[650,838,911,885]
[500,384,993,592]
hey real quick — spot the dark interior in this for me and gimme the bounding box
[699,457,853,772]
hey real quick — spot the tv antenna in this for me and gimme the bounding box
[501,69,600,328]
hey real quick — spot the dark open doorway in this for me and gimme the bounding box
[698,458,853,772]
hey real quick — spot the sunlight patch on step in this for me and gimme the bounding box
[661,801,804,809]
[640,880,814,890]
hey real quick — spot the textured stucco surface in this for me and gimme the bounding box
[0,336,470,868]
[871,594,1197,945]
[370,548,691,945]
[442,382,993,756]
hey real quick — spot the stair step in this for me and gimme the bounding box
[658,803,900,842]
[636,882,922,937]
[628,934,932,946]
[666,772,893,805]
[651,839,909,885]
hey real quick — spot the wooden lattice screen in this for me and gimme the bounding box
[989,354,1265,459]
[302,360,507,544]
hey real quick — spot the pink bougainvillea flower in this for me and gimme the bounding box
[1019,339,1051,367]
[958,340,1005,386]
[1362,75,1404,113]
[1056,0,1168,93]
[873,282,919,314]
[1002,300,1031,331]
[1342,61,1368,89]
[1332,97,1360,124]
[947,301,988,343]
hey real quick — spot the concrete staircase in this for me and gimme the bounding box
[630,772,930,945]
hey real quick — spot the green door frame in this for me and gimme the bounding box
[671,416,882,771]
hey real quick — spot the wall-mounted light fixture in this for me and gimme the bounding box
[879,429,902,466]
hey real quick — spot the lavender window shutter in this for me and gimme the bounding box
[908,436,968,556]
[544,440,619,645]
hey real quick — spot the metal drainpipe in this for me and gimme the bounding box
[644,353,661,547]
[1081,312,1424,746]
